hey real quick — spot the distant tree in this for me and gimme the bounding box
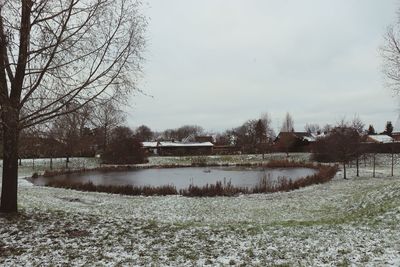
[232,120,258,153]
[367,125,376,135]
[255,120,266,143]
[277,132,296,157]
[18,127,41,162]
[305,123,321,134]
[322,124,333,134]
[102,127,147,164]
[162,125,203,142]
[177,125,204,141]
[91,101,125,151]
[281,112,294,132]
[312,125,361,179]
[41,129,65,170]
[350,116,365,176]
[135,125,154,142]
[255,119,267,158]
[50,105,83,166]
[260,112,275,140]
[384,121,394,136]
[215,132,234,146]
[351,115,365,134]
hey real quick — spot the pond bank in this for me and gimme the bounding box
[31,160,338,197]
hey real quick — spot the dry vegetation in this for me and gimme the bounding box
[41,160,338,197]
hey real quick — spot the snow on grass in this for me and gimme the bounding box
[1,154,400,265]
[143,153,311,167]
[3,157,101,179]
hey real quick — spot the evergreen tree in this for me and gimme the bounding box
[385,121,394,136]
[367,125,376,135]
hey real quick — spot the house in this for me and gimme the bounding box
[391,115,400,141]
[142,142,159,155]
[392,133,400,142]
[142,141,214,156]
[365,134,394,144]
[194,136,214,143]
[361,134,400,153]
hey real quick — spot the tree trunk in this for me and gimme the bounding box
[391,152,394,177]
[343,162,346,179]
[50,157,53,170]
[103,124,108,151]
[356,156,359,177]
[0,108,19,213]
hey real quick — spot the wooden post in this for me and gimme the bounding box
[356,156,359,177]
[373,154,376,178]
[391,151,394,177]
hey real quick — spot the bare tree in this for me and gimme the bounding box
[281,112,294,132]
[276,132,296,157]
[91,100,125,151]
[312,125,361,179]
[161,125,204,142]
[322,124,333,134]
[381,22,400,93]
[255,119,267,158]
[50,102,93,167]
[0,0,146,212]
[304,123,321,134]
[351,115,365,134]
[135,125,154,142]
[102,126,146,164]
[260,112,275,140]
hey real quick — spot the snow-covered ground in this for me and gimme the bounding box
[143,153,310,167]
[1,154,400,266]
[10,157,100,178]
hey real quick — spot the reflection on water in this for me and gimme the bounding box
[33,167,317,190]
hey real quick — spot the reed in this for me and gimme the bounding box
[42,162,338,197]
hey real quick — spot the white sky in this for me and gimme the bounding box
[126,0,400,134]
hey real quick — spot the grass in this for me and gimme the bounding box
[2,153,400,265]
[3,175,400,266]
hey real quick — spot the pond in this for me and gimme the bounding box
[32,167,317,190]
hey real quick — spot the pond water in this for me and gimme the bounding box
[32,167,317,190]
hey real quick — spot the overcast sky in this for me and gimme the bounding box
[126,0,400,134]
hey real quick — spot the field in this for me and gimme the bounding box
[1,154,400,266]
